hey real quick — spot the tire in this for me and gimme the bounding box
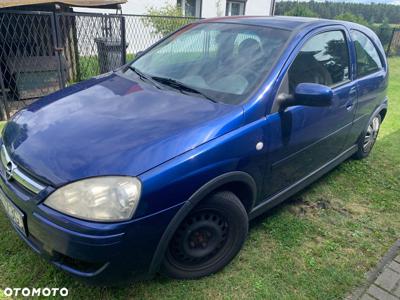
[354,114,382,160]
[161,191,248,279]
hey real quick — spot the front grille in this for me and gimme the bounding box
[0,145,46,195]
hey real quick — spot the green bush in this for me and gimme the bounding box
[335,13,370,27]
[143,4,190,37]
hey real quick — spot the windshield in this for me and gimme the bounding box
[128,22,291,104]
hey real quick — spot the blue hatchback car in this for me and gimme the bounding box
[0,16,388,284]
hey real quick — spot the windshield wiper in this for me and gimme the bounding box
[151,76,216,102]
[127,66,161,89]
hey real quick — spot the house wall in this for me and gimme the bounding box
[203,0,272,18]
[246,0,272,15]
[202,0,224,18]
[74,0,176,15]
[75,0,273,17]
[122,0,176,15]
[197,0,273,17]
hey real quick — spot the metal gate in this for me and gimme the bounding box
[0,10,64,119]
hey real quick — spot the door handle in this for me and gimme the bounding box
[349,87,357,96]
[346,87,357,111]
[346,103,354,111]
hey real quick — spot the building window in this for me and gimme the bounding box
[226,1,246,16]
[177,0,202,17]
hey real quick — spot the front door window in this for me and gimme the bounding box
[287,30,350,93]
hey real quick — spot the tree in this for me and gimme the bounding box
[284,6,319,18]
[377,18,393,47]
[143,4,190,37]
[275,1,400,24]
[335,13,370,27]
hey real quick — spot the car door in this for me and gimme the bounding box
[261,27,357,199]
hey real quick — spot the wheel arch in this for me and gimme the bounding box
[379,107,387,121]
[362,102,388,137]
[148,171,257,275]
[376,99,388,122]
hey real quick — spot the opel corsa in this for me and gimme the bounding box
[0,17,388,284]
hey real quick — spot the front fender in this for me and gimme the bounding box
[148,171,256,275]
[135,117,269,275]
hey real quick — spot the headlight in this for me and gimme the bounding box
[44,177,141,222]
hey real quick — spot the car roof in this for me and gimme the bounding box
[199,16,361,32]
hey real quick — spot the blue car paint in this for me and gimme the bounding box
[0,17,388,284]
[4,74,243,187]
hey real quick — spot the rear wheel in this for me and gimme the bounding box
[161,191,248,279]
[354,114,381,159]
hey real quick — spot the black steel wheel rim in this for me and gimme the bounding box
[167,209,230,269]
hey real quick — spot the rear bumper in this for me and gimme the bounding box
[0,175,182,285]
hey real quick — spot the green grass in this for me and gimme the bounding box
[78,55,100,80]
[76,54,136,82]
[0,58,399,299]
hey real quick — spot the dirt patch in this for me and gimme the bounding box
[288,196,351,217]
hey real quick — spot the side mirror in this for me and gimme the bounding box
[279,83,333,110]
[136,51,144,57]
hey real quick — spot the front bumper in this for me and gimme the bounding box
[0,170,182,285]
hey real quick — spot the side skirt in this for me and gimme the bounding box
[249,145,358,220]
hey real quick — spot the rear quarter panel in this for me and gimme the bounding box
[347,25,389,144]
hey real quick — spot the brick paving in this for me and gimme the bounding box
[352,241,400,300]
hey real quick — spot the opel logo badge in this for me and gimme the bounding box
[1,145,16,182]
[5,161,14,181]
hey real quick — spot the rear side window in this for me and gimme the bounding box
[287,30,350,93]
[351,30,383,77]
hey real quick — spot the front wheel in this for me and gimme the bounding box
[161,191,248,279]
[354,114,382,159]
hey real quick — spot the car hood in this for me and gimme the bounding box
[3,73,243,187]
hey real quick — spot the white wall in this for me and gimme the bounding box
[201,0,272,18]
[121,0,175,15]
[202,0,225,18]
[75,0,272,17]
[246,0,272,16]
[75,0,176,15]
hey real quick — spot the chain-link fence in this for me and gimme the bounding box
[0,10,64,117]
[57,12,124,83]
[57,13,199,82]
[387,29,400,56]
[0,10,200,119]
